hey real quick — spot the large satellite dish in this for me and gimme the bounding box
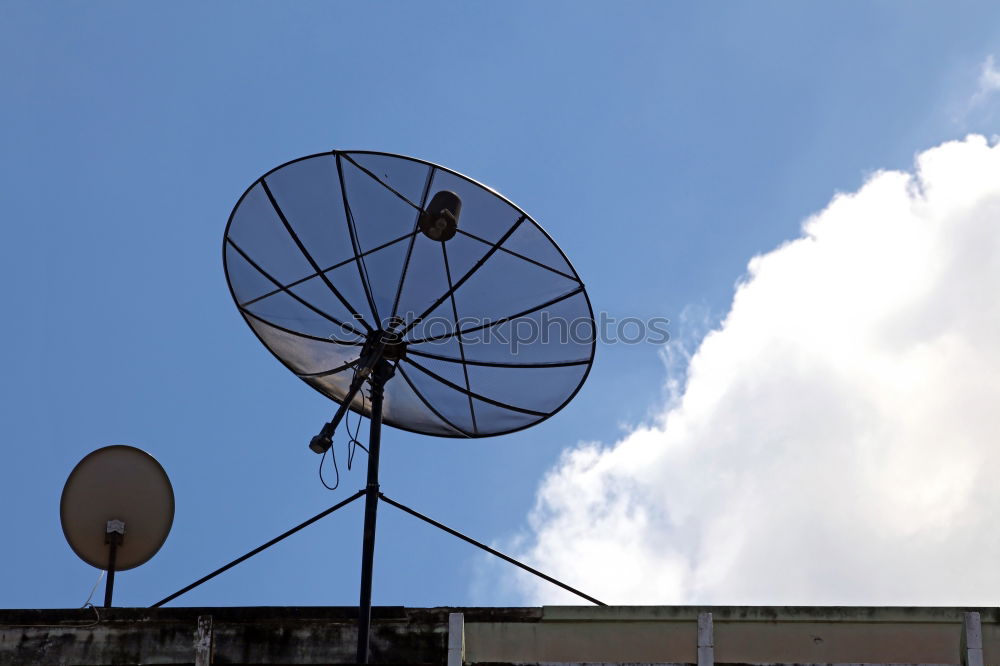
[221,150,596,662]
[61,445,174,606]
[223,151,594,437]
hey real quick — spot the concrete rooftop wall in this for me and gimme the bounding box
[464,606,1000,665]
[0,605,997,665]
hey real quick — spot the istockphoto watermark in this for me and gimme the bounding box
[331,312,670,355]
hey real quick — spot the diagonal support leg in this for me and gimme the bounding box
[378,492,606,606]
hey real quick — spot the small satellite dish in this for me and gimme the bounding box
[60,445,174,606]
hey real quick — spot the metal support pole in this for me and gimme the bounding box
[356,360,392,664]
[104,538,118,608]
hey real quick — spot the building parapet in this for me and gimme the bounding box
[0,605,997,665]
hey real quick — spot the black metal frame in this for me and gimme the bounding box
[441,240,478,434]
[403,285,586,346]
[103,537,118,608]
[149,390,606,660]
[149,489,366,609]
[377,493,606,607]
[222,149,597,440]
[355,358,392,663]
[241,230,418,308]
[228,238,368,340]
[215,150,603,661]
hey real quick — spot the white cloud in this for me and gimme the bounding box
[970,54,1000,108]
[508,135,1000,606]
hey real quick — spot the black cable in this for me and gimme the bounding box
[347,385,368,470]
[318,446,340,491]
[319,364,366,490]
[344,363,367,470]
[318,364,370,490]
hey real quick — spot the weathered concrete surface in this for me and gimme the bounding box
[465,618,695,663]
[1,605,998,665]
[464,606,1000,666]
[0,606,449,665]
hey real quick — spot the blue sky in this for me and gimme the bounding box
[2,2,1000,609]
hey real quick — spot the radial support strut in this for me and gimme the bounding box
[356,359,394,664]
